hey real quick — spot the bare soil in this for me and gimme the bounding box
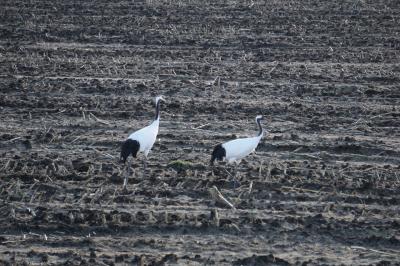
[1,0,400,265]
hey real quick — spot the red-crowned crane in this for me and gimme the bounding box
[120,96,164,189]
[210,115,264,187]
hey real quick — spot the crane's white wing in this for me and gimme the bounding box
[128,120,159,152]
[222,136,261,162]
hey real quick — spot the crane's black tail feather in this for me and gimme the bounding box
[120,139,140,164]
[210,144,226,166]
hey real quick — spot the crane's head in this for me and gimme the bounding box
[256,115,264,122]
[155,95,165,104]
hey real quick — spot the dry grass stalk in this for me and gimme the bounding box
[5,137,22,143]
[209,186,236,210]
[90,147,115,159]
[268,61,278,75]
[1,159,11,171]
[70,136,80,143]
[350,246,400,257]
[222,167,234,178]
[248,181,253,195]
[210,208,220,226]
[265,161,272,181]
[89,112,110,125]
[193,123,210,130]
[281,186,326,195]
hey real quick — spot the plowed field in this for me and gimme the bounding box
[1,0,400,265]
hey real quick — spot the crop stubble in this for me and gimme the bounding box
[0,0,400,265]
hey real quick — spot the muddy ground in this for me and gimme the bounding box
[1,0,400,265]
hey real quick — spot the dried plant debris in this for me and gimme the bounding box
[0,0,400,264]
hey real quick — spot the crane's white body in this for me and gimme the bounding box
[121,96,164,189]
[128,118,159,157]
[209,115,264,188]
[222,133,263,164]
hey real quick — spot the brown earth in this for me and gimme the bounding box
[1,0,400,265]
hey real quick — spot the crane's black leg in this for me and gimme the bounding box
[232,163,241,189]
[123,158,132,191]
[142,152,149,178]
[143,159,147,176]
[221,165,240,189]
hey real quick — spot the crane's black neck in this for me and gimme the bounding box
[154,101,161,120]
[256,118,263,136]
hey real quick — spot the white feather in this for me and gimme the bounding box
[127,96,164,157]
[222,134,263,164]
[128,118,159,156]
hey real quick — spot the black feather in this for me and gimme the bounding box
[210,144,226,165]
[120,139,140,164]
